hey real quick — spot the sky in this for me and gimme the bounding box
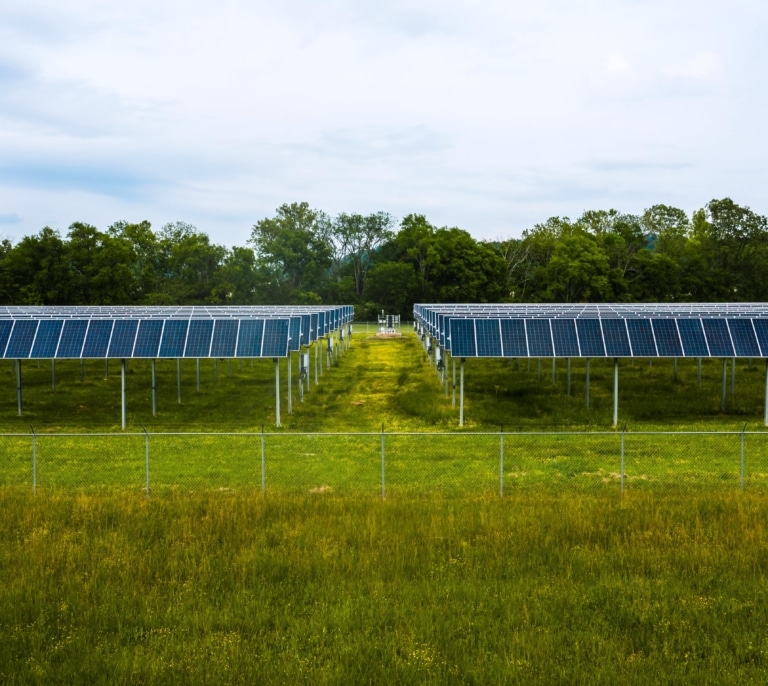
[1,0,767,247]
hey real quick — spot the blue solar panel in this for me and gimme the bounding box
[5,320,38,358]
[450,319,476,357]
[0,320,13,357]
[288,317,301,352]
[602,319,631,357]
[300,315,311,346]
[525,319,553,356]
[476,319,502,357]
[310,313,319,342]
[575,319,605,357]
[263,319,289,357]
[551,319,579,357]
[30,320,63,358]
[626,319,657,357]
[651,319,683,357]
[753,319,768,357]
[107,320,139,358]
[56,320,88,358]
[208,320,237,357]
[500,319,527,357]
[727,319,761,357]
[82,320,114,358]
[236,319,264,357]
[184,320,214,357]
[133,320,163,358]
[702,319,734,357]
[676,319,708,357]
[159,320,189,358]
[318,312,327,336]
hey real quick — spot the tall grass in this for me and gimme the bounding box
[2,490,768,683]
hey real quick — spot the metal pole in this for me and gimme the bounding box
[620,425,625,494]
[764,360,768,427]
[551,358,556,384]
[177,359,181,404]
[16,360,22,416]
[274,358,281,427]
[196,358,200,392]
[31,426,36,496]
[741,424,746,492]
[261,426,266,497]
[381,427,386,501]
[151,359,157,417]
[51,360,56,391]
[121,359,126,430]
[585,359,590,409]
[613,358,619,427]
[731,357,736,397]
[452,357,456,407]
[567,358,571,396]
[287,352,292,415]
[307,345,311,392]
[315,341,319,384]
[721,359,727,412]
[499,428,504,498]
[143,425,150,497]
[459,358,465,427]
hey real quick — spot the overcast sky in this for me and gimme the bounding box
[1,0,767,247]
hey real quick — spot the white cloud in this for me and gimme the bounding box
[663,51,724,81]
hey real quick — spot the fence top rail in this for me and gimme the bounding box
[2,429,768,438]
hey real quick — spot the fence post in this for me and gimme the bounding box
[381,425,386,501]
[741,424,747,492]
[620,424,626,495]
[30,425,36,496]
[142,424,150,497]
[261,425,266,497]
[499,425,504,498]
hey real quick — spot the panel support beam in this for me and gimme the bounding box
[764,359,768,427]
[452,357,456,408]
[16,360,22,417]
[287,354,293,415]
[51,359,56,391]
[613,357,619,427]
[274,358,281,427]
[121,359,127,430]
[459,357,465,427]
[567,358,571,396]
[177,359,182,404]
[585,359,590,409]
[151,359,157,417]
[722,359,727,412]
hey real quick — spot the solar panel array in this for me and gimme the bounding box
[414,304,768,359]
[0,306,353,360]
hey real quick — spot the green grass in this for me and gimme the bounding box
[2,490,768,684]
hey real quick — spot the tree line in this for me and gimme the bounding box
[1,198,765,317]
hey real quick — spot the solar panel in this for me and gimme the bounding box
[701,319,734,357]
[676,319,708,357]
[476,319,502,357]
[575,319,605,357]
[210,320,238,357]
[133,320,163,358]
[288,317,301,352]
[602,319,631,357]
[158,320,189,357]
[184,320,214,357]
[551,319,580,357]
[81,320,114,358]
[236,319,265,357]
[317,312,326,337]
[651,319,683,357]
[525,319,553,357]
[626,319,657,357]
[727,319,761,357]
[263,319,289,357]
[5,320,38,358]
[108,320,139,358]
[450,319,476,357]
[30,320,63,359]
[500,319,527,357]
[753,319,768,357]
[56,320,88,358]
[0,320,13,357]
[310,313,319,342]
[300,314,311,346]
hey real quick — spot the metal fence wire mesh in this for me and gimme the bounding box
[1,431,767,496]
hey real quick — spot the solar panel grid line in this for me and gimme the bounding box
[749,319,766,357]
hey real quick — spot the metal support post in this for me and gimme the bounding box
[499,428,504,498]
[16,360,22,416]
[287,353,292,415]
[585,359,590,409]
[121,359,127,430]
[620,424,625,494]
[732,357,736,397]
[613,358,619,427]
[721,359,727,412]
[567,358,571,396]
[551,358,556,384]
[452,357,456,407]
[274,358,281,427]
[381,427,386,501]
[177,359,182,404]
[741,423,746,491]
[459,358,465,427]
[151,360,157,416]
[143,424,150,497]
[764,360,768,427]
[261,426,266,496]
[31,425,36,495]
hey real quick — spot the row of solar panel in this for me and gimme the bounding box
[446,318,768,358]
[0,318,336,359]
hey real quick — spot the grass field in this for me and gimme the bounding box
[3,328,768,682]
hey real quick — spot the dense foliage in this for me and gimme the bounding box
[2,198,766,317]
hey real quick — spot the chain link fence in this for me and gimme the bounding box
[2,430,768,496]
